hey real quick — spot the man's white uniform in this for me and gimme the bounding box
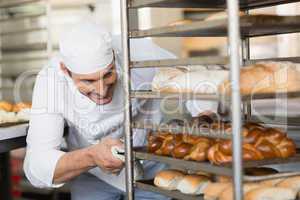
[24,30,175,199]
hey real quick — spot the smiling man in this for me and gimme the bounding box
[24,21,174,200]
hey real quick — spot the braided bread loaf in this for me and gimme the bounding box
[148,133,214,162]
[207,125,296,164]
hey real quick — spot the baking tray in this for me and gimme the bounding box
[0,121,28,128]
[129,0,300,10]
[0,0,42,8]
[135,180,203,200]
[134,147,300,177]
[131,90,300,101]
[130,57,229,68]
[130,15,300,38]
[132,121,231,139]
[131,91,219,100]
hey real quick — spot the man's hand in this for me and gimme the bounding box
[89,137,124,173]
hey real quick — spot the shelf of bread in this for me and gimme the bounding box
[135,122,299,176]
[131,90,219,100]
[0,101,31,127]
[133,61,300,101]
[129,0,300,9]
[130,15,300,38]
[135,147,300,177]
[131,90,300,101]
[130,57,229,68]
[136,169,300,200]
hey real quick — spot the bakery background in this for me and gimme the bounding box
[1,0,300,200]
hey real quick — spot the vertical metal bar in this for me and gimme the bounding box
[241,10,251,122]
[0,153,12,200]
[120,0,134,200]
[227,0,243,199]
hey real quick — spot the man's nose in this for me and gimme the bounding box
[94,80,108,97]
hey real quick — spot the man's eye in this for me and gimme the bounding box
[104,72,113,79]
[81,80,92,84]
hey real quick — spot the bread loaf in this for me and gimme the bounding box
[208,124,296,164]
[219,62,300,95]
[13,102,31,113]
[0,101,13,112]
[154,170,185,190]
[219,183,261,200]
[152,66,228,94]
[277,176,300,192]
[244,187,297,200]
[176,175,210,195]
[203,182,231,200]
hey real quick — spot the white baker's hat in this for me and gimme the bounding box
[59,20,113,74]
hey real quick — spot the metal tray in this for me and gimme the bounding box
[0,0,41,8]
[130,15,300,38]
[129,0,300,10]
[132,121,231,139]
[135,180,203,200]
[134,147,300,177]
[131,90,300,101]
[0,121,28,128]
[131,57,228,68]
[131,91,219,100]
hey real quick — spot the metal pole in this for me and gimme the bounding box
[241,10,251,122]
[226,0,243,199]
[120,0,134,200]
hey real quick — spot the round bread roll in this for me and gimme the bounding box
[277,175,300,192]
[244,187,297,200]
[203,182,231,200]
[0,101,13,112]
[13,102,31,113]
[154,170,185,190]
[176,175,210,195]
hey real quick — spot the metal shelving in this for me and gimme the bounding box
[121,0,300,200]
[130,15,300,38]
[129,0,300,9]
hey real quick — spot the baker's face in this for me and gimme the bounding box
[60,61,118,105]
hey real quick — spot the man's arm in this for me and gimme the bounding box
[53,138,123,184]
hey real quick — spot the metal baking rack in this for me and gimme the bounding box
[130,15,300,38]
[120,0,300,200]
[129,0,300,9]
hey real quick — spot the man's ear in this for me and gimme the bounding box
[60,62,71,77]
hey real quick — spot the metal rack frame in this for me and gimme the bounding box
[120,1,300,200]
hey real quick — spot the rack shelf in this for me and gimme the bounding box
[2,43,59,52]
[0,0,42,8]
[135,180,202,200]
[134,147,300,177]
[130,15,300,38]
[131,57,228,68]
[129,0,300,10]
[131,91,219,100]
[132,121,231,139]
[131,90,300,101]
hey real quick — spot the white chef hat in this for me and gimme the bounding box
[59,20,113,74]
